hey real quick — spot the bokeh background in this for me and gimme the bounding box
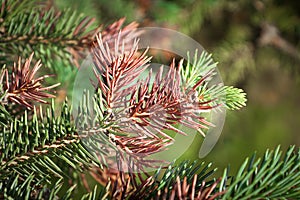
[54,0,300,177]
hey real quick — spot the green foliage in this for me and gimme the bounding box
[0,90,11,126]
[0,0,98,68]
[221,145,300,199]
[130,145,300,199]
[0,103,10,126]
[1,0,299,199]
[1,173,107,200]
[0,99,106,199]
[0,45,246,199]
[181,50,218,89]
[0,66,10,126]
[134,161,219,199]
[182,50,247,110]
[223,86,247,110]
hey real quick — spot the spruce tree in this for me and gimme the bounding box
[1,0,299,199]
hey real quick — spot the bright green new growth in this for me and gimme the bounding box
[182,50,247,110]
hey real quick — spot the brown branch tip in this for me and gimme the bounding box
[0,52,60,109]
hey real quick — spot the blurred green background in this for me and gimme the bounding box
[54,0,300,177]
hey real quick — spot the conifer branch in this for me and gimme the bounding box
[221,145,300,199]
[0,99,106,199]
[182,50,247,110]
[0,53,59,109]
[92,33,151,110]
[129,161,224,199]
[0,0,99,67]
[0,0,143,69]
[91,31,218,173]
[87,20,248,176]
[0,12,251,199]
[0,91,10,126]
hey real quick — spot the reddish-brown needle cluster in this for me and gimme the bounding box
[90,20,217,172]
[0,53,59,109]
